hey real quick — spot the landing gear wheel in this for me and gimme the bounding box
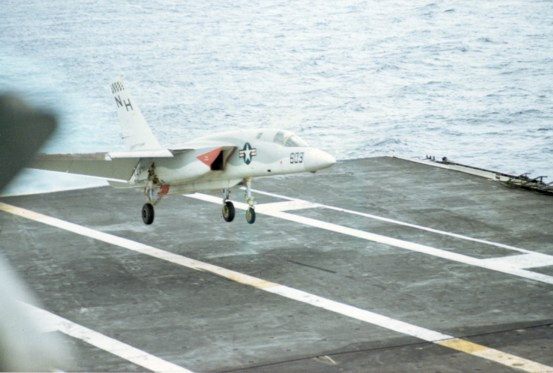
[142,203,155,225]
[245,207,256,224]
[222,201,235,222]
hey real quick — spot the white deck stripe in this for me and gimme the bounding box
[187,194,553,286]
[256,200,318,212]
[0,202,550,372]
[481,253,553,269]
[23,303,192,372]
[248,188,537,255]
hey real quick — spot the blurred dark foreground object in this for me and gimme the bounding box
[0,94,56,190]
[0,93,70,370]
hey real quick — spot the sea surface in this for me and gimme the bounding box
[1,0,552,195]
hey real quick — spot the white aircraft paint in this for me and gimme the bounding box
[32,78,336,225]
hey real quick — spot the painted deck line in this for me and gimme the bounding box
[256,200,319,212]
[187,193,553,286]
[481,253,553,269]
[248,188,537,255]
[22,303,192,373]
[1,202,550,372]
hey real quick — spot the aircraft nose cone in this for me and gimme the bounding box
[306,148,336,171]
[320,151,337,169]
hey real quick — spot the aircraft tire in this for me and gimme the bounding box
[222,201,235,222]
[142,203,155,225]
[246,207,256,224]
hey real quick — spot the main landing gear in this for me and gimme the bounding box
[142,182,161,225]
[142,202,155,225]
[221,178,256,224]
[141,164,164,225]
[222,188,235,222]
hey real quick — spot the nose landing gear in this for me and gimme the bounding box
[244,178,256,224]
[245,206,256,224]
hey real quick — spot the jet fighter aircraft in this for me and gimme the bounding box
[31,78,336,225]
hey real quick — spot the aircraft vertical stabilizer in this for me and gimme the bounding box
[110,77,162,151]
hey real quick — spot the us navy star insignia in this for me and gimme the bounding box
[239,142,257,165]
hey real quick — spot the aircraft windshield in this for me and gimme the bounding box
[274,131,285,144]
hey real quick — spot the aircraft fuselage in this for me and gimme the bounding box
[131,128,335,194]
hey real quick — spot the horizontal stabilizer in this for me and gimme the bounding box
[31,142,238,183]
[107,149,174,159]
[32,153,139,182]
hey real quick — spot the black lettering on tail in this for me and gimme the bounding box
[124,99,133,111]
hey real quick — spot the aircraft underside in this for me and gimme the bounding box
[139,173,256,226]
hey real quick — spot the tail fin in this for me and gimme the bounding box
[110,77,162,150]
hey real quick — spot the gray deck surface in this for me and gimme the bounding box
[1,156,552,372]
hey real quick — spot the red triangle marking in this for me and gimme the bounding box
[197,147,222,166]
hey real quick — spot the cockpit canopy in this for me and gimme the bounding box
[272,131,309,147]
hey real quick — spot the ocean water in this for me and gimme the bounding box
[1,0,552,195]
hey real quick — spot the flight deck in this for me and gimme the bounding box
[1,156,552,372]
